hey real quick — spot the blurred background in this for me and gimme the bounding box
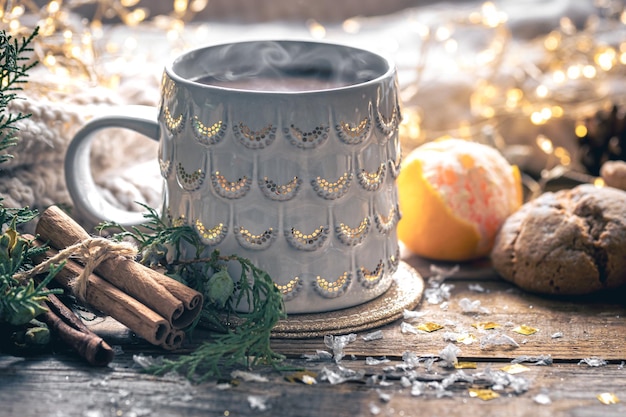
[1,0,625,221]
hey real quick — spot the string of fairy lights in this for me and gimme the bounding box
[0,0,207,88]
[2,0,625,183]
[397,1,626,174]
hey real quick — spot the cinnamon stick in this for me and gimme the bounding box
[149,272,203,329]
[41,293,114,366]
[162,329,185,351]
[29,238,170,346]
[36,206,203,329]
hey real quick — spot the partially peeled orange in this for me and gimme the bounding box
[397,138,522,261]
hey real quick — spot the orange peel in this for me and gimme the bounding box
[397,139,522,261]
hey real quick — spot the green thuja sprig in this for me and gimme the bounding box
[0,226,61,326]
[0,27,39,164]
[99,204,286,382]
[0,27,60,336]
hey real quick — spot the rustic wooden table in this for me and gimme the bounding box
[1,255,625,417]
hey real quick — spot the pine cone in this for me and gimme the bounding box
[578,104,626,176]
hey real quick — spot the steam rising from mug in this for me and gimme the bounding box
[173,41,386,91]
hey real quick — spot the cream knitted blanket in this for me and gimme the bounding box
[2,72,162,228]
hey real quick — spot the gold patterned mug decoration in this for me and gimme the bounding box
[65,40,401,313]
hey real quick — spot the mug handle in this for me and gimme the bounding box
[65,105,160,227]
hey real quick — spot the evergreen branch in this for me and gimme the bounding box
[0,215,62,327]
[0,27,39,164]
[100,206,287,380]
[0,26,60,337]
[0,27,39,93]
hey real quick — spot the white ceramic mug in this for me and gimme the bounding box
[66,40,402,313]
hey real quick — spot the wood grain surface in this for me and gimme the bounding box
[2,256,626,417]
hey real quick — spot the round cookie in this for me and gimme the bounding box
[491,184,626,295]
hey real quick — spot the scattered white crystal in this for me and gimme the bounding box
[410,381,426,397]
[507,373,531,394]
[423,265,457,305]
[231,370,269,382]
[458,297,490,314]
[302,350,334,362]
[442,331,460,342]
[320,365,365,384]
[161,371,185,382]
[367,375,380,386]
[374,375,392,385]
[112,345,124,355]
[475,367,530,394]
[117,389,131,399]
[441,370,474,388]
[247,395,269,411]
[324,333,357,363]
[512,355,553,366]
[440,301,449,311]
[480,332,520,350]
[362,330,384,341]
[132,354,162,370]
[619,361,625,370]
[425,283,454,305]
[400,322,419,335]
[468,283,486,292]
[366,357,391,366]
[403,309,427,320]
[215,383,231,390]
[578,357,608,367]
[533,392,552,405]
[443,318,458,327]
[551,332,563,339]
[402,351,421,368]
[126,407,152,417]
[89,377,110,388]
[400,376,412,388]
[377,389,391,403]
[422,356,437,372]
[369,402,381,415]
[430,381,454,398]
[443,331,476,345]
[438,343,461,368]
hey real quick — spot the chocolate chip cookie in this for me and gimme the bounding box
[491,184,626,295]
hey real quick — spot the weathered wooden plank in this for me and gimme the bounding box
[2,256,625,417]
[1,353,625,417]
[44,278,626,362]
[270,280,626,361]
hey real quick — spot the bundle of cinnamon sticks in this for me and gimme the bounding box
[30,206,204,363]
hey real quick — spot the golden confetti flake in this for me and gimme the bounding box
[417,322,444,332]
[513,325,538,335]
[597,392,620,405]
[457,333,478,345]
[455,361,477,369]
[285,370,318,385]
[469,388,500,401]
[501,364,530,374]
[472,321,500,330]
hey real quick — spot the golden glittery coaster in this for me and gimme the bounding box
[271,261,424,338]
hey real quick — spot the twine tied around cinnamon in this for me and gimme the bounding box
[15,237,138,302]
